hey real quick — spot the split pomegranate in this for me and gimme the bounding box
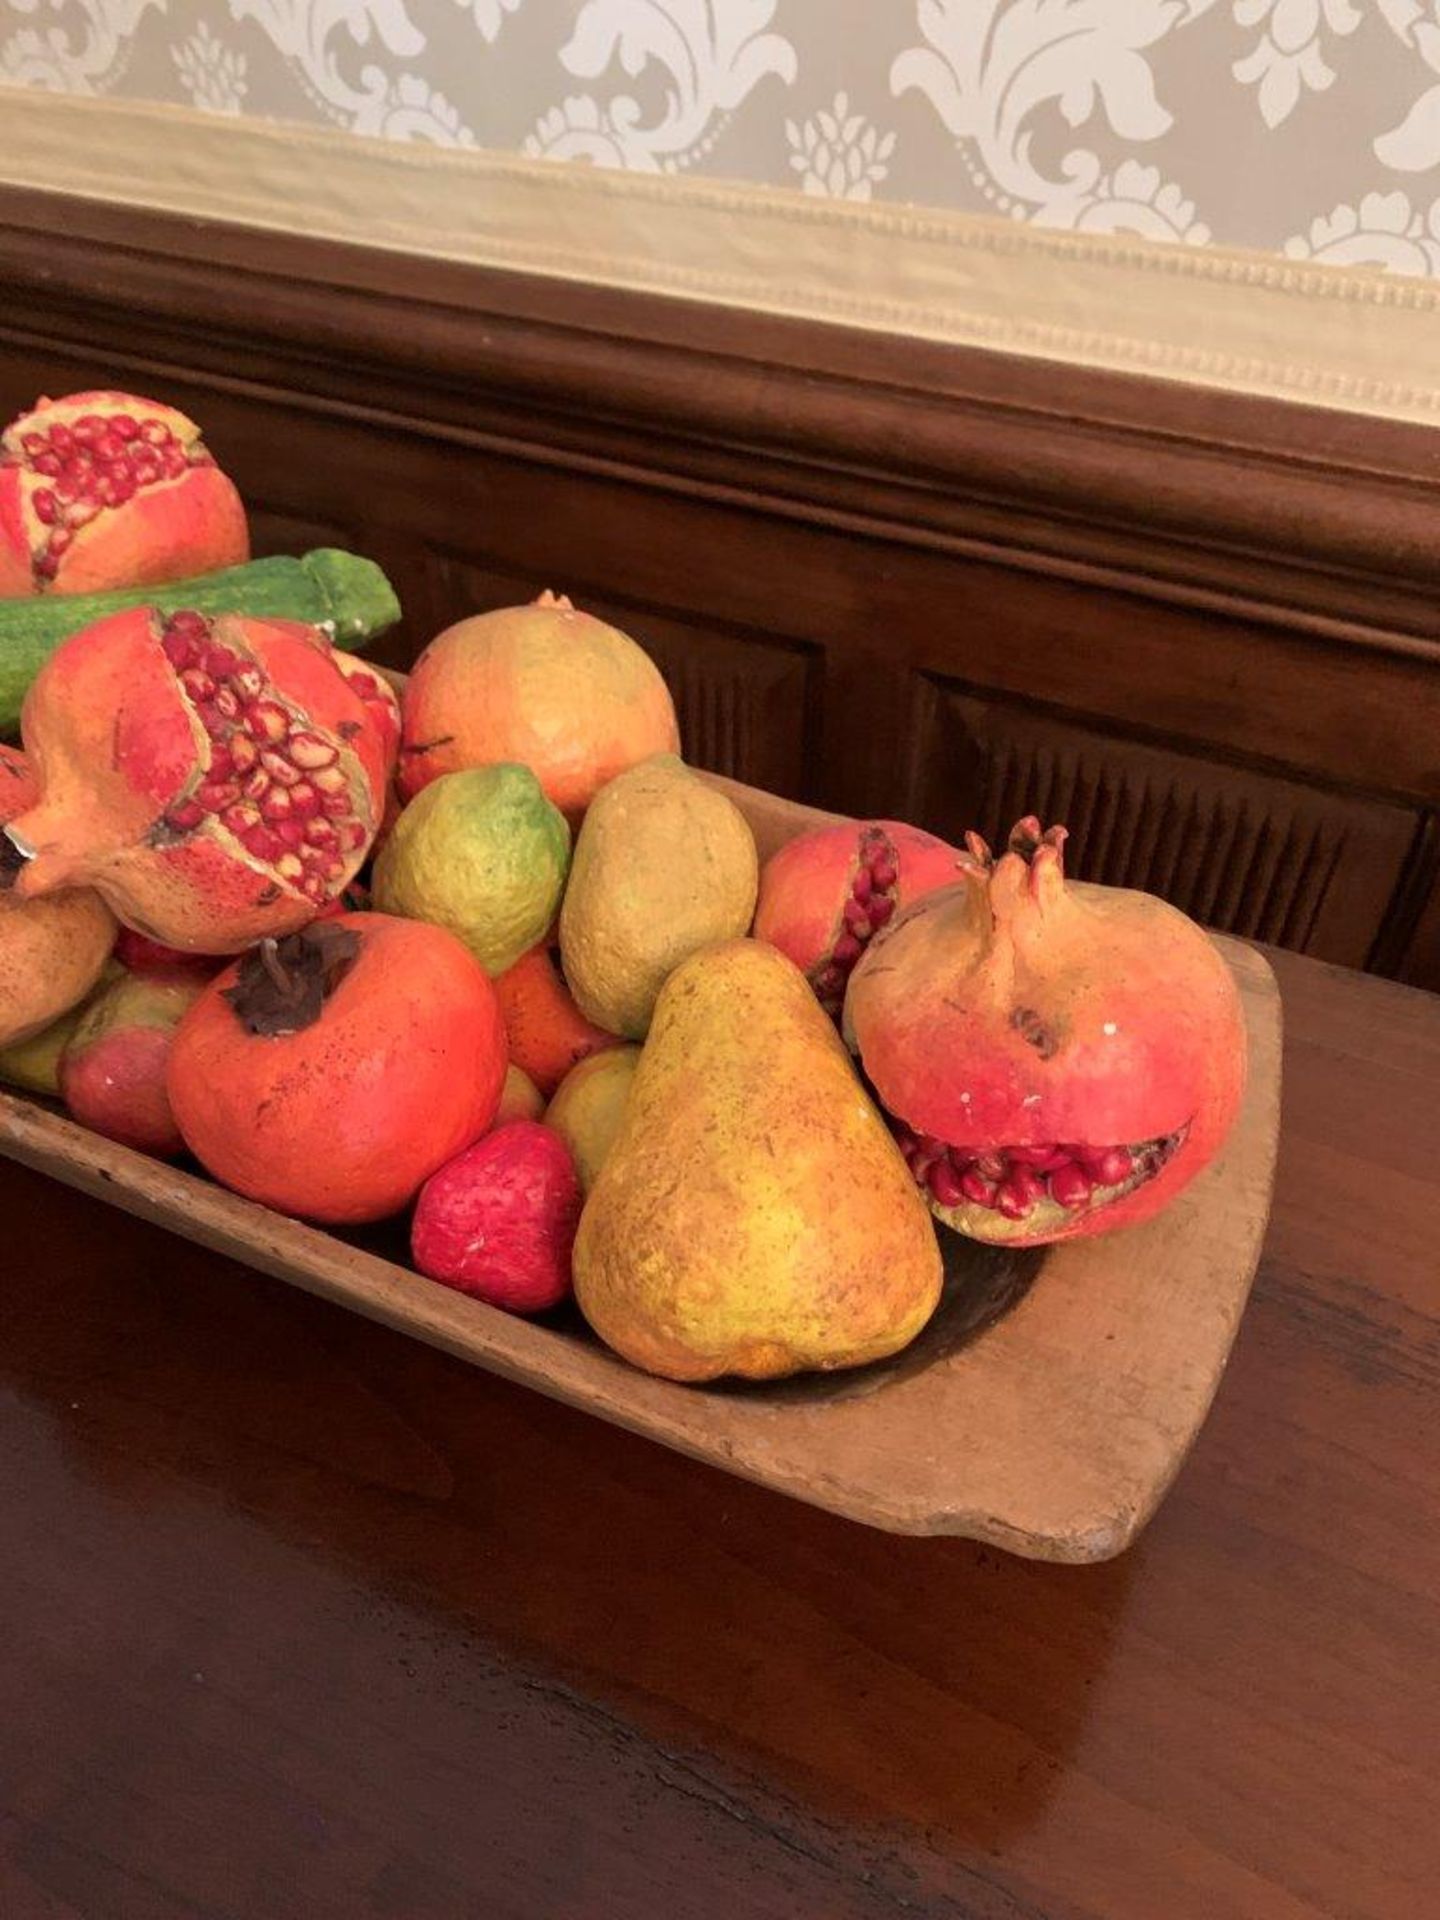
[5,607,389,952]
[167,913,507,1223]
[845,818,1247,1245]
[0,390,248,594]
[754,818,966,1020]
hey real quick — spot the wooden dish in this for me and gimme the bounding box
[0,774,1281,1561]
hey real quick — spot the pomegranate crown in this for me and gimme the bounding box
[960,816,1069,916]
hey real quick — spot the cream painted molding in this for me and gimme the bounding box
[4,90,1440,424]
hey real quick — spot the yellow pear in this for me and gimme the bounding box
[546,1045,641,1191]
[573,939,942,1382]
[559,755,757,1039]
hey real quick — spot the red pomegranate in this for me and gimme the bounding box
[167,913,507,1223]
[60,968,206,1156]
[754,818,967,1020]
[412,1121,582,1313]
[845,819,1247,1246]
[0,390,248,594]
[7,607,390,952]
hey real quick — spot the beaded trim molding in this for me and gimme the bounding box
[4,90,1440,423]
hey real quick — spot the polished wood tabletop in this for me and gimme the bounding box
[2,947,1436,1920]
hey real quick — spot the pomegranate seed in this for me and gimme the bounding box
[242,824,281,861]
[202,646,242,680]
[868,895,895,928]
[212,687,240,722]
[812,963,844,996]
[260,787,292,822]
[850,867,873,903]
[221,803,260,835]
[321,856,348,879]
[47,527,72,556]
[832,931,862,965]
[341,821,368,851]
[161,629,197,671]
[1007,1166,1044,1208]
[53,478,77,505]
[276,820,305,849]
[1083,1146,1134,1188]
[245,702,290,744]
[320,793,350,819]
[130,458,161,488]
[303,818,338,849]
[1007,1143,1059,1167]
[165,800,206,832]
[229,734,258,774]
[64,498,99,529]
[70,415,104,443]
[207,742,235,779]
[1048,1163,1095,1209]
[166,610,210,637]
[974,1152,1006,1181]
[287,782,319,819]
[33,552,59,580]
[287,732,337,771]
[927,1158,966,1208]
[99,472,135,507]
[998,1179,1036,1220]
[138,419,172,445]
[20,432,46,456]
[243,768,271,802]
[92,432,123,464]
[276,854,305,884]
[960,1169,1000,1208]
[842,898,872,937]
[109,414,138,440]
[870,857,898,890]
[179,668,216,703]
[196,779,240,813]
[232,666,264,699]
[311,766,348,794]
[48,423,73,453]
[162,444,187,478]
[260,749,300,787]
[31,488,56,524]
[31,450,61,477]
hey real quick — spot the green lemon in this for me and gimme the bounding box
[373,764,570,975]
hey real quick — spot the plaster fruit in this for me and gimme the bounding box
[6,607,389,952]
[754,818,965,1021]
[60,968,205,1155]
[411,1120,582,1313]
[573,939,942,1383]
[544,1044,640,1192]
[560,755,758,1039]
[845,818,1247,1247]
[0,743,116,1049]
[373,764,570,976]
[496,1063,546,1126]
[0,390,248,595]
[493,943,623,1096]
[398,591,679,817]
[167,913,507,1223]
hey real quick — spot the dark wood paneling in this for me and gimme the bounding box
[915,684,1419,967]
[0,187,1436,983]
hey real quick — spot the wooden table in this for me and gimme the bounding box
[1,949,1435,1920]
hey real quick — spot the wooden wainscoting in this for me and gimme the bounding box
[0,188,1436,986]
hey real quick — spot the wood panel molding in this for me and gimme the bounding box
[0,186,1436,984]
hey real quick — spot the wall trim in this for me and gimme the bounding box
[5,89,1440,424]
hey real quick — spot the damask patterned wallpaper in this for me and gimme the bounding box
[5,2,1440,278]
